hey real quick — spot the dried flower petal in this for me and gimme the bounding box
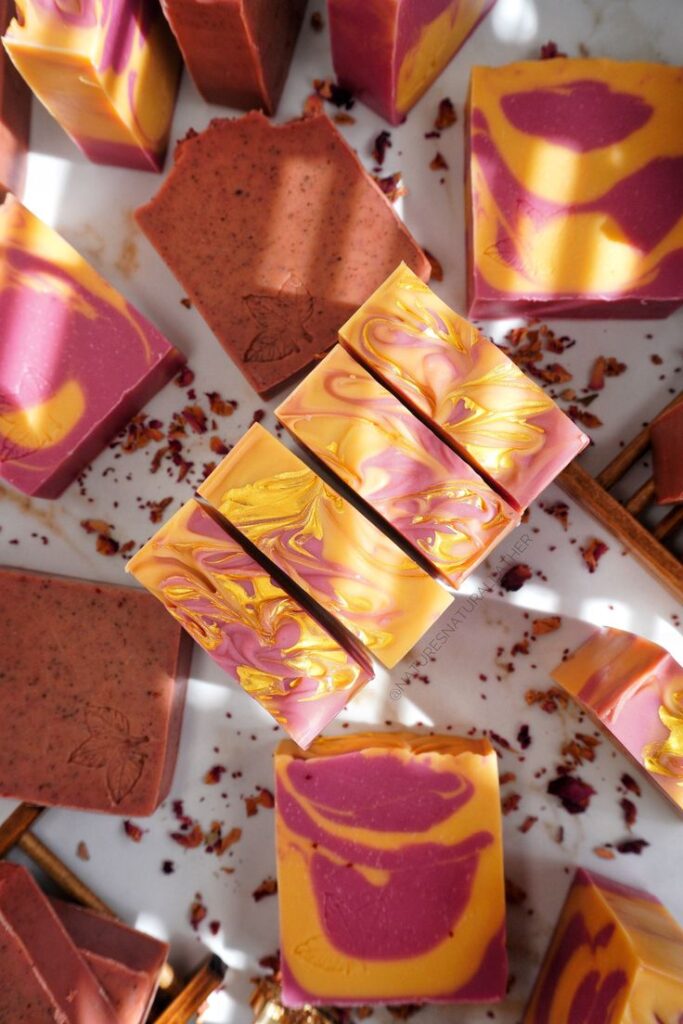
[500,563,532,591]
[581,538,609,573]
[547,774,595,814]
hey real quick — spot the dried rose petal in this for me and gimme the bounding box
[189,896,207,930]
[502,793,521,815]
[206,392,237,417]
[215,826,242,856]
[371,130,392,166]
[616,838,649,855]
[170,822,203,849]
[245,788,275,817]
[581,538,609,573]
[519,815,538,834]
[253,877,278,902]
[372,172,406,203]
[621,773,642,798]
[547,774,595,814]
[532,615,561,636]
[76,841,90,861]
[310,10,323,30]
[525,687,568,714]
[313,78,354,109]
[517,724,532,749]
[505,877,527,905]
[540,40,567,58]
[593,846,615,860]
[429,152,449,171]
[543,502,570,531]
[175,365,195,386]
[96,535,119,557]
[500,563,532,591]
[203,764,227,785]
[434,97,457,130]
[620,797,637,828]
[80,519,113,536]
[123,820,146,842]
[568,405,603,429]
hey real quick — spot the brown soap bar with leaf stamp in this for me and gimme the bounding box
[0,568,191,815]
[135,112,430,397]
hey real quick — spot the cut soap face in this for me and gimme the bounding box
[339,262,588,511]
[275,732,507,1006]
[467,59,683,318]
[127,498,374,749]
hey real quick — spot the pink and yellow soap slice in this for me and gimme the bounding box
[2,0,181,170]
[339,262,588,511]
[275,732,507,1005]
[198,423,453,669]
[551,627,683,816]
[276,344,520,588]
[467,59,683,318]
[328,0,496,125]
[0,195,183,499]
[524,868,683,1023]
[127,499,373,749]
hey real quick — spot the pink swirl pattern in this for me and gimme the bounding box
[127,500,373,749]
[275,733,507,1006]
[524,869,683,1023]
[276,344,519,587]
[340,263,588,510]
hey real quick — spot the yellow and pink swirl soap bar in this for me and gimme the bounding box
[127,499,374,749]
[524,868,683,1023]
[0,0,30,194]
[198,423,453,669]
[328,0,496,125]
[552,627,683,816]
[275,732,507,1005]
[276,344,520,588]
[0,195,183,498]
[467,59,683,318]
[339,262,588,511]
[2,0,181,170]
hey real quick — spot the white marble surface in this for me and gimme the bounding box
[2,0,683,1021]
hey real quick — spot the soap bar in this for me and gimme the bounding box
[328,0,496,125]
[0,195,184,499]
[52,899,168,1024]
[0,568,190,815]
[0,0,30,195]
[276,344,520,587]
[524,868,683,1023]
[127,499,373,749]
[161,0,306,112]
[650,399,683,504]
[275,732,507,1005]
[2,0,181,171]
[198,423,452,668]
[467,59,683,319]
[339,262,588,510]
[135,113,430,397]
[0,864,119,1024]
[551,627,683,815]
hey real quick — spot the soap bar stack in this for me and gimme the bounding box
[131,264,588,747]
[552,626,683,815]
[0,863,168,1024]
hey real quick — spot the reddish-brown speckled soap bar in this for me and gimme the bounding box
[135,112,430,397]
[52,899,168,1024]
[0,568,191,815]
[0,863,120,1024]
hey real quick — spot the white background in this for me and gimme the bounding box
[2,0,683,1020]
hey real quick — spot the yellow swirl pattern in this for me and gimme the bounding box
[199,424,452,669]
[127,499,372,748]
[340,263,587,509]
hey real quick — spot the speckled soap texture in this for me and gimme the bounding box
[135,112,430,397]
[0,568,191,815]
